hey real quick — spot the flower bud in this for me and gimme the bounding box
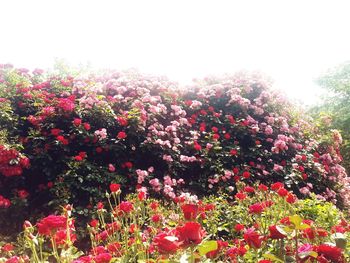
[23,220,32,229]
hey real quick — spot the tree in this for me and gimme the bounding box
[311,61,350,173]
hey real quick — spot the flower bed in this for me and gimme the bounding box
[1,183,349,262]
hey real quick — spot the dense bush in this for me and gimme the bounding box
[0,184,349,262]
[310,61,350,173]
[0,64,349,238]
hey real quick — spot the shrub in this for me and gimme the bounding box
[0,64,349,239]
[0,184,349,262]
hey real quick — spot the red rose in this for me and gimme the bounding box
[242,171,250,179]
[269,225,286,239]
[244,186,255,193]
[315,244,344,263]
[117,131,127,139]
[232,167,239,174]
[244,228,263,248]
[17,189,29,199]
[93,253,112,263]
[109,183,121,193]
[258,184,268,191]
[181,204,198,220]
[177,221,206,246]
[37,215,67,236]
[51,128,62,136]
[124,162,133,169]
[271,182,284,191]
[235,192,247,200]
[213,133,220,140]
[286,193,297,204]
[118,201,134,214]
[230,149,238,156]
[249,203,265,214]
[89,219,99,228]
[277,188,289,197]
[83,123,91,131]
[234,224,245,232]
[2,243,14,252]
[74,155,83,161]
[117,117,128,126]
[73,118,82,126]
[153,232,180,254]
[193,142,202,151]
[211,127,219,133]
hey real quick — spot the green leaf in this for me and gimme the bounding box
[197,240,218,256]
[263,253,284,263]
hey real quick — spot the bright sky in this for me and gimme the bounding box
[1,0,350,105]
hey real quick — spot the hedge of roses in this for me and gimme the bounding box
[0,64,349,237]
[0,183,349,262]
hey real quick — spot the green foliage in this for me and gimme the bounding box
[312,61,350,172]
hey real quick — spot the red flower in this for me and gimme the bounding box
[51,128,62,136]
[235,192,247,200]
[117,131,127,139]
[258,260,273,263]
[89,219,99,228]
[249,203,265,214]
[117,117,128,126]
[193,142,202,151]
[118,201,134,214]
[244,228,263,248]
[230,149,238,156]
[269,225,286,239]
[271,182,284,191]
[83,123,91,131]
[17,189,29,199]
[2,243,14,252]
[124,161,133,169]
[213,134,220,140]
[244,186,255,193]
[303,228,316,240]
[97,202,104,210]
[151,214,162,223]
[37,215,67,236]
[258,184,268,191]
[177,221,206,246]
[74,155,83,161]
[315,244,344,263]
[286,193,297,204]
[181,204,198,220]
[54,229,76,246]
[242,171,250,179]
[73,118,82,126]
[93,253,112,263]
[235,224,245,232]
[109,183,121,193]
[153,232,180,254]
[277,188,289,197]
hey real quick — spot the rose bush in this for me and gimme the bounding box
[0,183,349,262]
[0,63,349,242]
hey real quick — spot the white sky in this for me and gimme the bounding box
[1,0,350,105]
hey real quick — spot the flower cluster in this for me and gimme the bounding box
[0,64,349,242]
[0,145,30,177]
[1,183,348,262]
